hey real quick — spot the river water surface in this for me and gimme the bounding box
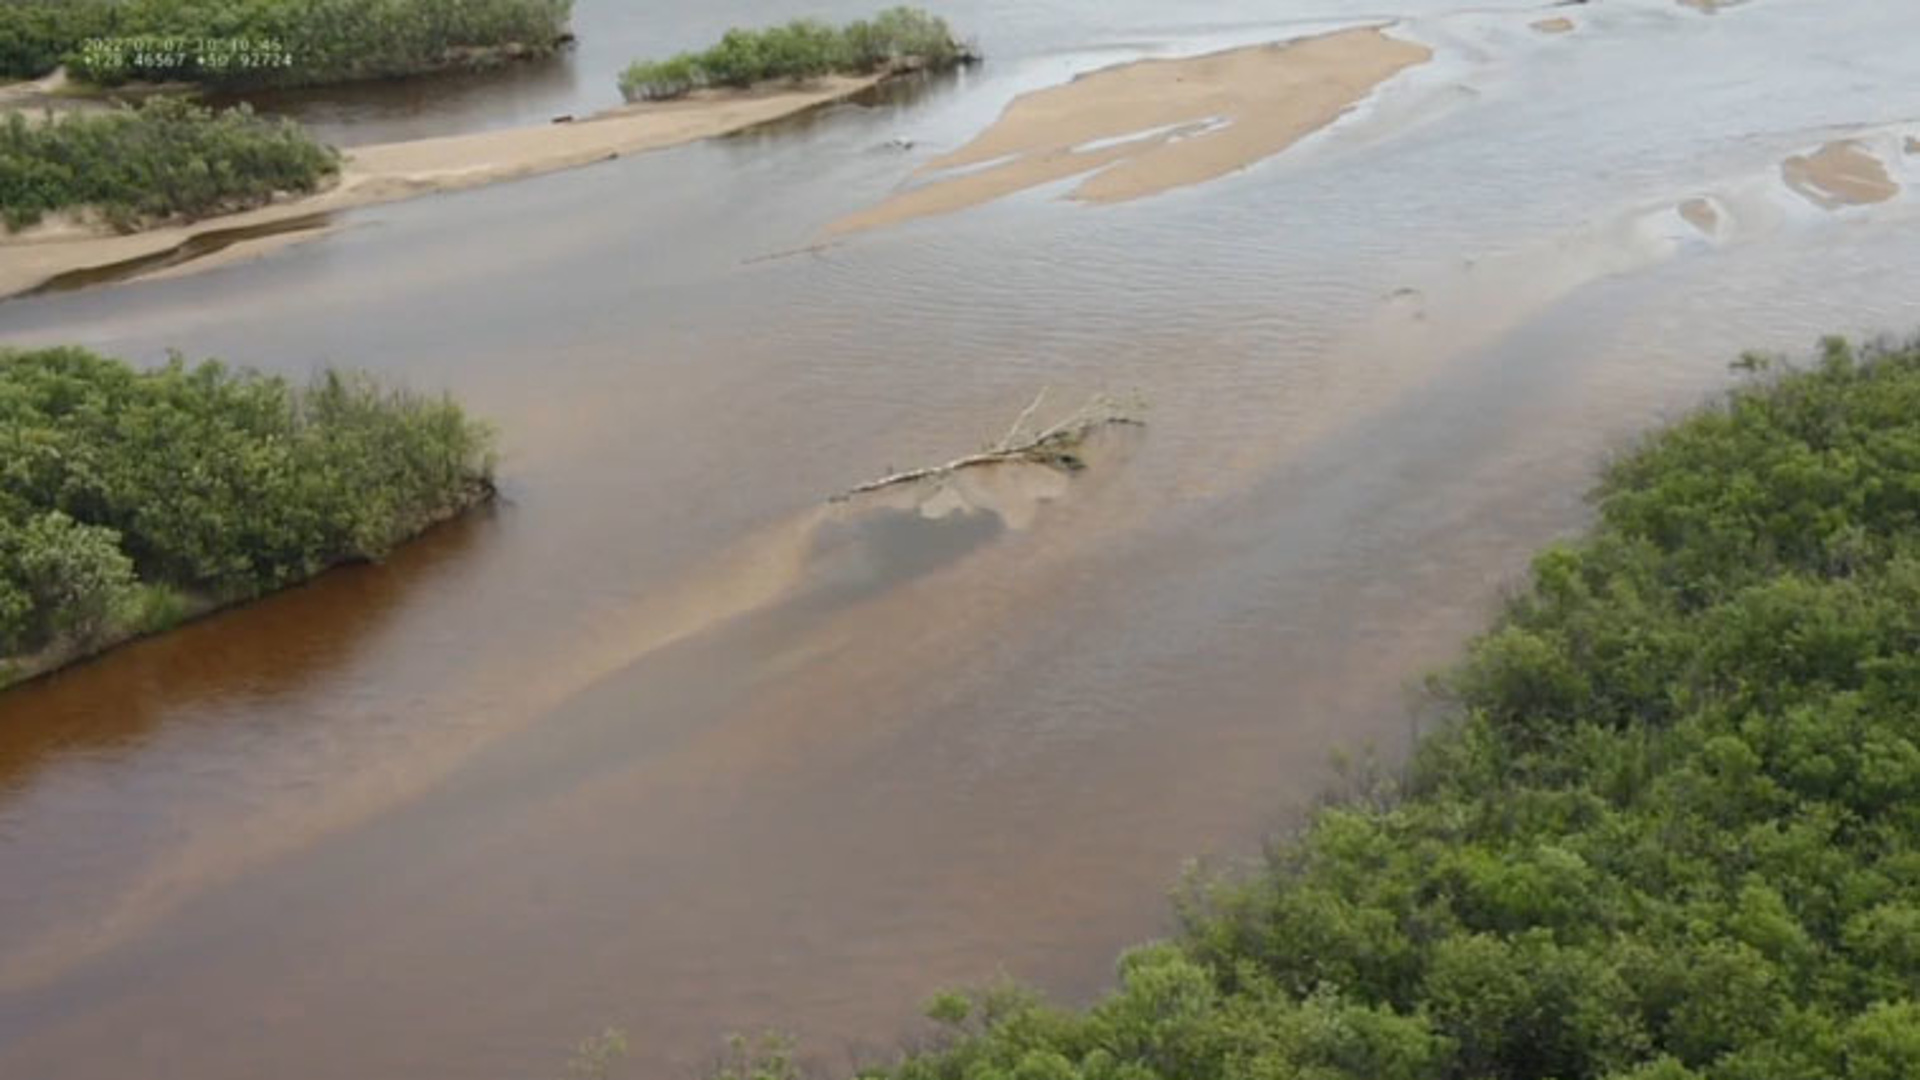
[5,1,1920,1077]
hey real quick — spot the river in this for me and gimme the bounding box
[4,1,1920,1076]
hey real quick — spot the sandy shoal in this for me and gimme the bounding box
[1781,141,1900,209]
[1681,195,1728,233]
[1531,17,1576,34]
[0,75,880,298]
[0,69,80,111]
[1678,197,1720,234]
[827,27,1430,235]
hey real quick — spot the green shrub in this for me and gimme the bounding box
[0,510,137,654]
[0,347,494,659]
[834,338,1920,1080]
[0,0,114,82]
[0,0,575,88]
[618,7,967,103]
[0,97,339,231]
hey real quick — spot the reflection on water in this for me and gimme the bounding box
[211,51,585,146]
[4,1,1920,1078]
[0,511,488,792]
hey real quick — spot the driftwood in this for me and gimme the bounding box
[743,241,840,266]
[832,389,1144,502]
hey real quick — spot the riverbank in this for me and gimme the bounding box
[815,336,1920,1080]
[0,350,497,693]
[0,479,492,692]
[0,73,884,297]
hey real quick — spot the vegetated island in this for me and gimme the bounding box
[0,0,576,90]
[0,347,496,690]
[618,7,974,103]
[0,7,976,299]
[759,338,1920,1080]
[1,98,340,233]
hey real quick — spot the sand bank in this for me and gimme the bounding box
[1531,17,1576,34]
[0,74,881,298]
[0,69,79,111]
[1782,141,1899,209]
[827,27,1430,235]
[1678,197,1720,234]
[1679,0,1749,12]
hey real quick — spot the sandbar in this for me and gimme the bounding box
[1781,141,1899,210]
[1531,17,1576,34]
[0,75,882,298]
[1678,197,1719,234]
[827,27,1431,235]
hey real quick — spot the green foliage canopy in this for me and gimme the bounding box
[0,96,339,231]
[845,337,1920,1080]
[618,7,967,103]
[0,347,494,660]
[0,0,575,87]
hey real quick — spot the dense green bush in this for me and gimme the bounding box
[0,1,114,83]
[0,0,574,88]
[618,7,968,103]
[0,97,339,231]
[0,347,494,660]
[841,338,1920,1080]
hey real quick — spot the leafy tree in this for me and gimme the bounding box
[0,0,575,88]
[619,8,967,103]
[1,98,339,232]
[0,510,136,653]
[0,347,493,668]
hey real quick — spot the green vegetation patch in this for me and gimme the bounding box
[1,97,339,232]
[837,338,1920,1079]
[0,0,575,88]
[618,7,970,103]
[0,347,494,666]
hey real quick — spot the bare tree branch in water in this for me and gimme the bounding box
[832,389,1145,503]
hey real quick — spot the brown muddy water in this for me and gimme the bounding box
[7,1,1920,1077]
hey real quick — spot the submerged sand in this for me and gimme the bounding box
[828,27,1431,235]
[1678,197,1720,234]
[1781,141,1900,209]
[0,75,881,298]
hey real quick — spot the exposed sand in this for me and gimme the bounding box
[1781,140,1900,209]
[827,27,1431,235]
[0,75,881,298]
[134,227,334,284]
[1906,136,1920,156]
[0,69,74,108]
[1679,0,1750,12]
[1531,17,1576,34]
[1679,197,1719,234]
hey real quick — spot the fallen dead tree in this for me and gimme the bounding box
[832,389,1144,502]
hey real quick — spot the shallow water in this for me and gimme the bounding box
[5,1,1920,1077]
